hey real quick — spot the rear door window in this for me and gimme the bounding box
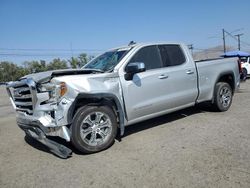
[158,45,186,67]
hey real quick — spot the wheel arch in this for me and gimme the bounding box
[211,72,235,103]
[215,71,235,93]
[68,93,126,136]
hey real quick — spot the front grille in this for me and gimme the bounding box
[7,78,36,115]
[13,85,33,114]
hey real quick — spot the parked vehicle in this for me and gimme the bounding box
[240,56,250,79]
[222,51,250,81]
[6,42,240,158]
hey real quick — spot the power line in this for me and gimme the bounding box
[224,29,239,42]
[0,53,84,57]
[221,28,250,52]
[241,40,250,47]
[0,47,104,57]
[0,48,104,52]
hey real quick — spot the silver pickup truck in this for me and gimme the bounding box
[6,42,240,158]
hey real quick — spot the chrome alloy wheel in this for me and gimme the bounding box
[219,86,232,108]
[80,112,112,146]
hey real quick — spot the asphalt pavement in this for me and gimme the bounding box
[0,81,250,188]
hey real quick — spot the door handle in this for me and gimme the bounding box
[158,74,169,79]
[186,70,194,74]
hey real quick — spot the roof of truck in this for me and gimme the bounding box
[109,42,186,51]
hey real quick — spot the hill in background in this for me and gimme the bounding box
[193,46,234,61]
[193,46,235,61]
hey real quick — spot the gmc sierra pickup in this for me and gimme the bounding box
[6,42,240,158]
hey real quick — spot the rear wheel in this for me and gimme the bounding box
[212,82,233,112]
[71,105,117,153]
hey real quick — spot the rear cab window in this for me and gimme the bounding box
[158,45,186,67]
[127,44,186,71]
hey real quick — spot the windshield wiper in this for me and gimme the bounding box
[82,68,105,73]
[104,65,117,73]
[105,68,114,73]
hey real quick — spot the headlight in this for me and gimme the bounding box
[51,82,68,100]
[39,82,67,100]
[59,82,67,96]
[38,83,55,92]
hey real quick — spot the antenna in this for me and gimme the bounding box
[128,41,136,46]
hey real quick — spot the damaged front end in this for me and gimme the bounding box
[6,78,73,158]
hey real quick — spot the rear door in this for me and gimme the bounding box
[157,44,198,108]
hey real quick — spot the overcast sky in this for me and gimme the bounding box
[1,0,250,64]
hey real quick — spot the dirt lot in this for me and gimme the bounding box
[0,81,250,188]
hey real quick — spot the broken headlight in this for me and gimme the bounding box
[38,82,67,101]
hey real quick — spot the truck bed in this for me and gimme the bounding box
[195,57,239,103]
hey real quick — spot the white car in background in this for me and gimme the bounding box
[240,56,250,79]
[241,57,250,76]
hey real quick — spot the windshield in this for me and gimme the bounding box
[83,49,129,72]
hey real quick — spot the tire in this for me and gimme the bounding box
[212,82,233,112]
[71,105,118,153]
[241,68,247,81]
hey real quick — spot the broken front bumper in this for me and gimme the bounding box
[17,113,72,158]
[6,78,74,158]
[16,112,71,141]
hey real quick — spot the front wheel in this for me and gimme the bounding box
[71,105,118,153]
[212,82,233,112]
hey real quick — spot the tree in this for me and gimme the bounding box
[78,53,88,67]
[68,57,79,69]
[68,53,94,69]
[0,61,29,82]
[47,58,68,70]
[23,60,47,73]
[0,52,94,82]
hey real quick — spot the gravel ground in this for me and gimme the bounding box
[0,81,250,188]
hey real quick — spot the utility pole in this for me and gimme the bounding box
[234,33,243,50]
[222,29,226,53]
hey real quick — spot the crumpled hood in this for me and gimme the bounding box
[20,69,99,83]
